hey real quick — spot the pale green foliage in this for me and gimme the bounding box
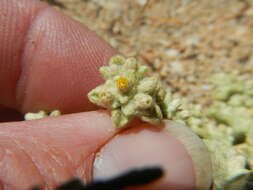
[24,110,61,120]
[88,56,253,189]
[220,171,253,190]
[185,72,253,190]
[210,72,253,103]
[208,72,253,185]
[204,138,248,189]
[88,55,186,127]
[147,71,253,189]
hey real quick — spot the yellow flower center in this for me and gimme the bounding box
[116,77,129,90]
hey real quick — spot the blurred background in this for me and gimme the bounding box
[43,0,253,104]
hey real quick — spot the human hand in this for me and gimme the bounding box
[0,0,212,189]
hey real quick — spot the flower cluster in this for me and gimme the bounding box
[88,55,174,127]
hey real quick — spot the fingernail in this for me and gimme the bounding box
[163,120,213,190]
[93,122,197,190]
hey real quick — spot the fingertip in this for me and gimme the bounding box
[0,112,212,190]
[0,0,47,108]
[93,121,209,190]
[17,6,117,113]
[0,0,117,113]
[163,120,213,190]
[0,111,118,189]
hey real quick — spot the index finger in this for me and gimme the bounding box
[0,0,117,114]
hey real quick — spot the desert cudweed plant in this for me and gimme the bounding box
[88,55,182,127]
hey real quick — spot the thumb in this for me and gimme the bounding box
[0,112,212,190]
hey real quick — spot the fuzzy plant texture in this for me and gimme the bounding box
[167,72,253,190]
[88,56,253,189]
[23,55,253,189]
[24,110,61,120]
[87,55,188,127]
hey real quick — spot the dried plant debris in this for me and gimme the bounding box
[31,166,164,190]
[88,55,189,127]
[24,110,61,120]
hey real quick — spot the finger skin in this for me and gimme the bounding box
[0,1,209,190]
[0,0,117,113]
[0,111,117,190]
[0,112,202,190]
[93,123,196,190]
[0,0,46,110]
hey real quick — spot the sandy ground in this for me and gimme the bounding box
[42,0,253,188]
[44,0,253,106]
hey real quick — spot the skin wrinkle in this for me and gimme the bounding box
[72,22,108,83]
[10,137,45,188]
[63,122,118,182]
[73,137,116,182]
[0,112,120,189]
[75,162,86,182]
[16,134,77,186]
[33,144,69,188]
[74,153,94,183]
[51,147,72,167]
[0,146,6,190]
[16,6,50,111]
[0,136,43,190]
[4,132,73,189]
[14,135,73,189]
[59,18,78,93]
